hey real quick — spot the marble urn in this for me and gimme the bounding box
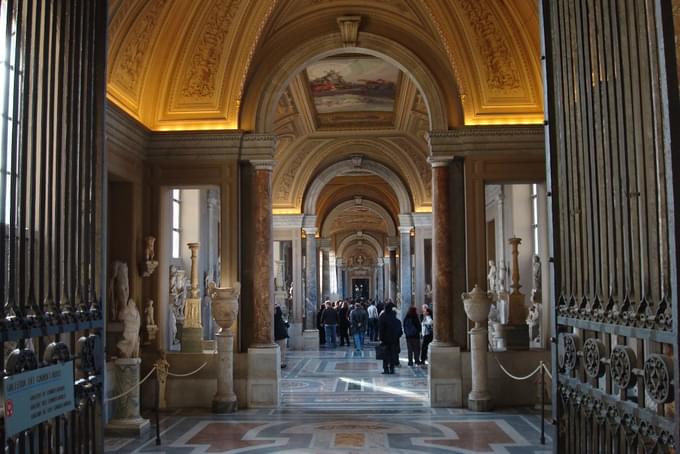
[208,282,241,333]
[462,284,493,328]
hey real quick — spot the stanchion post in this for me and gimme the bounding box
[155,374,161,446]
[540,361,545,445]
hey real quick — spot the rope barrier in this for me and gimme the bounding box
[105,367,157,403]
[494,359,543,381]
[542,362,553,380]
[166,361,208,377]
[104,360,209,403]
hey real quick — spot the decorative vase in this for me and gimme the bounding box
[462,284,493,328]
[208,282,241,333]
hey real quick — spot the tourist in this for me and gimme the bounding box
[350,302,368,352]
[321,301,338,347]
[367,300,379,341]
[338,300,351,346]
[317,303,327,346]
[378,302,402,374]
[274,305,289,369]
[403,306,422,366]
[421,307,433,364]
[376,299,385,315]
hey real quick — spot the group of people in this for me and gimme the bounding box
[317,298,434,374]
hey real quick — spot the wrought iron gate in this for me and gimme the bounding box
[543,0,679,452]
[0,0,107,451]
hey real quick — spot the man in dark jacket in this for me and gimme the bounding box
[378,302,402,374]
[349,303,368,352]
[320,301,338,347]
[316,303,326,346]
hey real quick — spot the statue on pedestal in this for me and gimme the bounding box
[142,236,159,277]
[145,300,158,343]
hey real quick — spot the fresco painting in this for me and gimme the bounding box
[306,57,399,114]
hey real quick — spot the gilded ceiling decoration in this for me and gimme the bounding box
[107,0,543,130]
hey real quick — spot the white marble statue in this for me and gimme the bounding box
[532,255,542,301]
[142,236,159,277]
[117,298,141,358]
[424,283,433,305]
[110,261,130,322]
[497,261,508,293]
[168,306,178,346]
[526,303,541,342]
[169,265,187,323]
[145,236,156,261]
[145,300,155,326]
[487,260,497,292]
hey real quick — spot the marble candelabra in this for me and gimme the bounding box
[462,285,493,411]
[209,282,240,413]
[182,242,203,353]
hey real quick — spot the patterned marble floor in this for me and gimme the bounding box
[105,346,553,453]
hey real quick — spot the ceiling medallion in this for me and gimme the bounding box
[337,16,361,47]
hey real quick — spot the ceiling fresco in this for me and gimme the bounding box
[306,56,400,128]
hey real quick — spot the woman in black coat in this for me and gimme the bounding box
[274,305,289,368]
[378,302,402,374]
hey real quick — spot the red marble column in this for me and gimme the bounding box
[252,161,275,347]
[432,161,454,346]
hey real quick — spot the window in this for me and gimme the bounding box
[172,189,181,258]
[1,0,18,224]
[531,183,539,256]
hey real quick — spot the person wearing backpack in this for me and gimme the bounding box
[403,306,422,366]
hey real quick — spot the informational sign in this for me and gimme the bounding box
[2,361,75,439]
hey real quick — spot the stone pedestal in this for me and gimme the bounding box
[106,358,150,436]
[181,298,204,353]
[247,346,280,408]
[500,324,530,350]
[428,345,463,407]
[303,329,320,350]
[213,331,237,412]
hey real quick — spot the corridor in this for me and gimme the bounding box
[105,350,552,453]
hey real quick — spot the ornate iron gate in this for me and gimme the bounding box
[0,0,107,451]
[543,0,679,451]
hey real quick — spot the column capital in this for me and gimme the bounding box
[303,227,318,236]
[397,213,413,228]
[241,133,277,162]
[319,238,332,250]
[428,156,454,168]
[250,159,276,171]
[398,226,413,235]
[377,257,384,266]
[336,257,344,266]
[427,126,544,158]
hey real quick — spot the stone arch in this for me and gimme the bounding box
[336,233,384,259]
[321,198,397,238]
[241,32,452,132]
[304,158,412,215]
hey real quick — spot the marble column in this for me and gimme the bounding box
[414,227,426,310]
[377,258,384,301]
[398,225,413,319]
[321,245,331,300]
[247,160,279,408]
[302,226,319,350]
[336,258,344,299]
[388,247,398,301]
[428,159,462,407]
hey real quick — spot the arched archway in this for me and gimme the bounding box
[240,33,453,133]
[321,198,397,238]
[304,157,413,216]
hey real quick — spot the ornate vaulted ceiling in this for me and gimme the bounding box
[107,0,544,131]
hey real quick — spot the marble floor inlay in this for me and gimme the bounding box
[106,348,553,453]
